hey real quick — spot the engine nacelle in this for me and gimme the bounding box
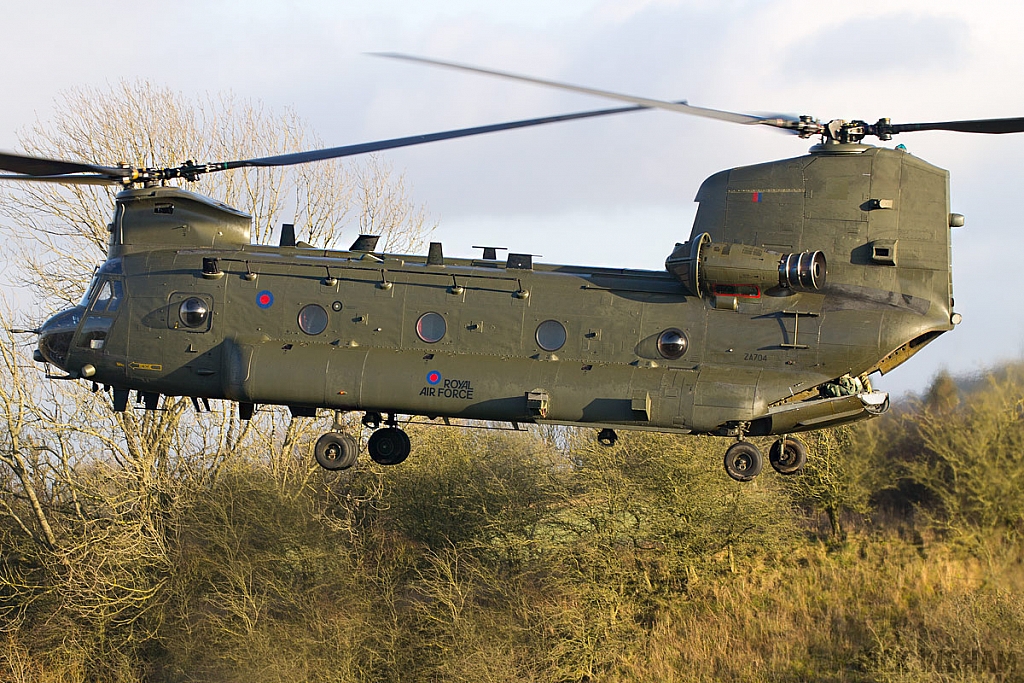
[665,232,826,297]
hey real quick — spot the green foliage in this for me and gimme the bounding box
[380,427,558,552]
[853,366,1024,545]
[781,427,872,539]
[911,372,1024,540]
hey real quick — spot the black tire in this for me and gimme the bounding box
[769,436,807,475]
[314,432,358,471]
[597,428,617,447]
[724,441,763,482]
[367,427,411,466]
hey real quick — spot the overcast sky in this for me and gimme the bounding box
[3,0,1024,397]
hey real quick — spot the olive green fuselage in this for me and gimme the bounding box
[44,144,956,435]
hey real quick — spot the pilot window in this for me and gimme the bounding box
[91,279,124,313]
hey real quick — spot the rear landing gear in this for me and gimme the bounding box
[723,441,763,482]
[722,434,809,481]
[597,428,618,447]
[769,436,807,475]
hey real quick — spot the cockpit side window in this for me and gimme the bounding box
[90,279,123,313]
[79,260,123,308]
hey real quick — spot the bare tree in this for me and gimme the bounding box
[0,80,434,308]
[0,81,434,671]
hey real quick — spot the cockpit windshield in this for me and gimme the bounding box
[79,272,100,307]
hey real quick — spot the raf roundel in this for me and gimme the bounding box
[256,290,274,309]
[426,370,442,386]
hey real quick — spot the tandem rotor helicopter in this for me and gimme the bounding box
[4,53,1022,481]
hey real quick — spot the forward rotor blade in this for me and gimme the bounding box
[371,52,782,129]
[214,103,663,170]
[0,173,121,185]
[1,103,660,186]
[0,151,130,179]
[891,117,1024,135]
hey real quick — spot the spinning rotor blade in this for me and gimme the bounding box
[0,173,123,185]
[372,54,1024,142]
[0,151,131,182]
[371,52,802,131]
[0,103,662,186]
[889,116,1024,135]
[218,102,664,170]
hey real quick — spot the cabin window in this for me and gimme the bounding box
[535,320,567,352]
[710,283,760,298]
[179,297,211,329]
[657,328,688,360]
[416,312,447,343]
[298,304,329,336]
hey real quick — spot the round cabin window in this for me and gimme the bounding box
[298,304,329,335]
[416,312,447,343]
[536,319,567,352]
[657,328,688,360]
[179,297,210,328]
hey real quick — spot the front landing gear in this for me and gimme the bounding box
[367,426,411,465]
[723,441,763,482]
[314,409,360,471]
[314,432,358,471]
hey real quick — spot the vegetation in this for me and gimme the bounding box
[2,360,1024,682]
[2,83,1023,681]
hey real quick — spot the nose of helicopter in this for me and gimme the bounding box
[37,307,83,371]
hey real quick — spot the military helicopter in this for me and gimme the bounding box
[4,54,1022,481]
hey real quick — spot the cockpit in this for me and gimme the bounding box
[37,259,123,373]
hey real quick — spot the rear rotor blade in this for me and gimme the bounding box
[890,117,1024,135]
[371,52,788,129]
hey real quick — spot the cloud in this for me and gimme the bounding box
[782,14,969,77]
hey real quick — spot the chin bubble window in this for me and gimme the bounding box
[657,328,688,360]
[536,319,567,352]
[416,312,447,343]
[298,304,329,335]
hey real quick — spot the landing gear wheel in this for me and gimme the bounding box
[597,428,618,447]
[367,427,411,466]
[769,436,807,475]
[724,441,763,482]
[314,432,358,471]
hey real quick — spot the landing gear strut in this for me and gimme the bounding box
[723,441,763,482]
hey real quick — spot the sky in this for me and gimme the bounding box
[2,0,1024,397]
